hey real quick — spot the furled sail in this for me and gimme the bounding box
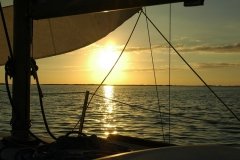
[0,5,139,65]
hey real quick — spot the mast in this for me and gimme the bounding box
[11,0,32,142]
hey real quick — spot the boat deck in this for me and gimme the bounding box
[0,134,172,160]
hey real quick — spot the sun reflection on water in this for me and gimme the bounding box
[102,85,118,136]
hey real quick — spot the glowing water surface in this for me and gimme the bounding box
[0,85,239,145]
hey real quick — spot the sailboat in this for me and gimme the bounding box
[0,0,240,159]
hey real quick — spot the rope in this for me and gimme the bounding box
[141,11,240,122]
[30,58,57,140]
[30,17,58,140]
[144,8,165,142]
[5,72,13,110]
[71,11,143,132]
[4,71,15,126]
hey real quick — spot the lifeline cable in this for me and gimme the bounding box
[92,93,218,123]
[38,90,234,127]
[142,11,240,122]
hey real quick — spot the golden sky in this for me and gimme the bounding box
[1,0,240,85]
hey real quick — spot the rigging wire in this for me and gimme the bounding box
[144,8,165,142]
[1,2,15,125]
[0,1,13,101]
[71,11,143,132]
[168,3,172,144]
[141,11,240,122]
[0,2,13,58]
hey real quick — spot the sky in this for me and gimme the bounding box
[0,0,240,85]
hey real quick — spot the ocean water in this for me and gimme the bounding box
[0,84,239,146]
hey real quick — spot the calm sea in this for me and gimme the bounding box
[0,84,240,146]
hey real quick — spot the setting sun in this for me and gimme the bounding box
[88,41,129,84]
[97,42,119,71]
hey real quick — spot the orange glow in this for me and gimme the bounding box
[88,41,128,84]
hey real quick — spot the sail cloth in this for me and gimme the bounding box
[0,0,204,65]
[0,5,139,65]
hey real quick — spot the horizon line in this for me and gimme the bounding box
[0,83,239,87]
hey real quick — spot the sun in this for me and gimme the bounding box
[88,41,129,84]
[97,42,119,71]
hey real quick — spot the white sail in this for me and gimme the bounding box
[0,0,205,66]
[0,6,139,65]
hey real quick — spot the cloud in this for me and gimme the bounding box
[195,62,240,69]
[122,66,185,72]
[40,65,91,72]
[87,42,240,59]
[118,42,240,55]
[123,68,164,72]
[180,43,240,53]
[121,62,240,73]
[124,44,167,52]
